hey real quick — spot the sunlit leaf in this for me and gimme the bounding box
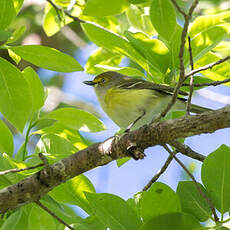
[194,52,230,86]
[94,65,146,78]
[6,25,26,44]
[81,23,149,73]
[49,175,95,214]
[0,0,16,30]
[85,47,123,75]
[35,133,78,162]
[10,45,83,72]
[0,120,14,155]
[191,25,229,63]
[189,10,230,37]
[45,107,105,132]
[125,31,169,73]
[83,0,130,16]
[22,67,45,113]
[0,58,32,132]
[35,122,88,150]
[43,3,73,37]
[150,0,177,42]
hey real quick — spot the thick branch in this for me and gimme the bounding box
[0,106,230,213]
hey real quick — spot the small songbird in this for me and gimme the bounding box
[84,71,210,130]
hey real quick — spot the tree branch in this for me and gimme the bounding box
[183,77,230,87]
[185,56,230,79]
[0,164,44,176]
[142,153,175,191]
[0,106,230,213]
[35,201,75,230]
[159,0,199,118]
[186,36,194,115]
[169,140,205,162]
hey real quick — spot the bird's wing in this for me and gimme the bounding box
[117,78,188,96]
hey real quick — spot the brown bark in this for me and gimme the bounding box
[0,105,230,213]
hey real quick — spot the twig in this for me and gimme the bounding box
[64,11,85,23]
[183,77,230,87]
[46,0,85,23]
[46,0,62,21]
[185,56,230,79]
[186,36,194,115]
[0,163,44,176]
[158,0,199,119]
[142,153,175,191]
[163,144,219,222]
[170,0,187,17]
[35,201,75,230]
[169,140,205,162]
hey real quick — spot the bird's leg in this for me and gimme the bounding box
[125,110,146,133]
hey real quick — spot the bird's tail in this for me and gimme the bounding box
[190,104,212,114]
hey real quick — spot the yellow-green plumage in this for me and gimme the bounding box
[84,71,211,130]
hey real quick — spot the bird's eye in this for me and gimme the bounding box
[101,78,105,83]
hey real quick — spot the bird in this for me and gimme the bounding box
[84,71,210,131]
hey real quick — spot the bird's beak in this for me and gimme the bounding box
[83,80,96,86]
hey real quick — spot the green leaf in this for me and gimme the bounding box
[49,175,95,214]
[126,192,143,216]
[140,212,201,230]
[10,45,83,72]
[0,58,32,132]
[85,47,123,75]
[194,52,230,86]
[128,0,150,4]
[85,192,142,230]
[168,24,189,70]
[0,120,14,155]
[35,122,88,150]
[201,144,230,214]
[140,182,181,222]
[125,31,169,73]
[35,133,78,162]
[13,0,24,14]
[0,30,12,42]
[41,196,81,224]
[6,25,26,44]
[191,25,229,63]
[81,23,149,73]
[116,157,131,167]
[22,67,45,112]
[8,49,21,64]
[45,107,105,132]
[213,41,230,57]
[189,10,230,37]
[29,204,56,230]
[177,181,212,222]
[1,205,31,230]
[83,0,130,16]
[73,216,106,230]
[0,0,16,30]
[43,4,72,37]
[150,0,177,42]
[94,65,146,78]
[126,5,144,31]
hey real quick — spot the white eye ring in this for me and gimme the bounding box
[101,78,105,83]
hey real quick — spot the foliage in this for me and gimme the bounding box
[0,0,230,229]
